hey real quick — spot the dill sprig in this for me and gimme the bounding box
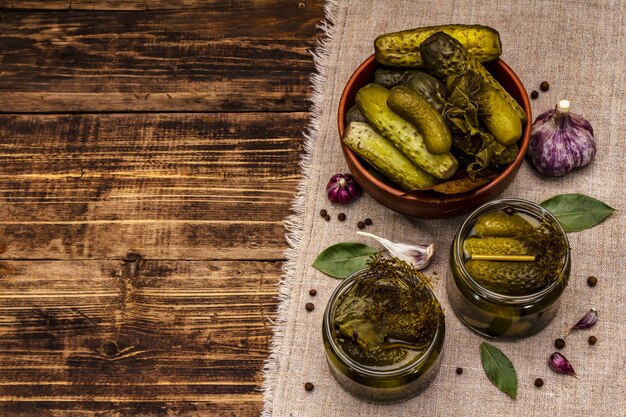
[334,255,443,366]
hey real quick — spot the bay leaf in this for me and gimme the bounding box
[312,242,378,279]
[540,193,615,232]
[429,176,491,194]
[480,341,518,399]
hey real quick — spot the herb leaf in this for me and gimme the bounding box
[312,242,378,279]
[540,193,615,232]
[480,341,518,399]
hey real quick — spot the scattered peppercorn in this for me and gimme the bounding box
[587,276,598,287]
[309,289,317,296]
[588,335,597,345]
[455,367,463,375]
[364,218,373,226]
[554,338,566,349]
[320,209,327,217]
[504,206,515,216]
[534,378,544,387]
[324,215,330,221]
[338,213,346,221]
[540,81,550,92]
[531,90,539,99]
[357,221,365,229]
[305,302,314,312]
[304,382,314,391]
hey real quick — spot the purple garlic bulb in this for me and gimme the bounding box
[326,173,362,204]
[528,100,596,177]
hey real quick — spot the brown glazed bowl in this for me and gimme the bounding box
[338,55,531,219]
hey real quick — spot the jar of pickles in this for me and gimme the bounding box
[448,198,570,338]
[322,256,445,403]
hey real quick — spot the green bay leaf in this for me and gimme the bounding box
[312,242,378,279]
[540,193,615,232]
[480,341,517,399]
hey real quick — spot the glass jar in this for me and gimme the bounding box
[448,198,570,338]
[322,268,445,403]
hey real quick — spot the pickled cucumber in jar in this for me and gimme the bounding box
[462,208,567,295]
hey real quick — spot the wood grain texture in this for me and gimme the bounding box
[0,259,280,416]
[0,0,324,112]
[0,112,305,260]
[0,0,324,415]
[0,0,296,10]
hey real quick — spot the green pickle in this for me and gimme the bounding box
[474,211,533,237]
[463,236,533,256]
[323,256,445,402]
[448,199,570,338]
[465,259,548,296]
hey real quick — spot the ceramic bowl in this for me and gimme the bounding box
[337,55,531,219]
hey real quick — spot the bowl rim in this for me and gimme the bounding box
[337,54,532,204]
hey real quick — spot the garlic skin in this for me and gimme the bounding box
[528,100,596,177]
[326,173,362,204]
[357,231,435,270]
[569,308,597,333]
[548,352,577,378]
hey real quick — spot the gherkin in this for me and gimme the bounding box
[465,259,549,296]
[464,236,534,256]
[474,211,533,237]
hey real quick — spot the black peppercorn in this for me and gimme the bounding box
[324,215,330,221]
[309,289,317,296]
[504,206,515,216]
[320,209,327,217]
[531,90,539,99]
[554,338,566,349]
[304,382,314,391]
[305,302,314,312]
[357,221,365,229]
[540,81,550,92]
[338,213,346,221]
[455,367,463,375]
[534,378,544,387]
[587,276,598,287]
[364,218,373,226]
[588,335,597,345]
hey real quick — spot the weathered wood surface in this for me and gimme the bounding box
[0,1,325,415]
[0,0,323,112]
[0,259,280,416]
[0,113,304,260]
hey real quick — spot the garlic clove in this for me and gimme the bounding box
[357,231,435,270]
[568,308,597,334]
[548,352,578,378]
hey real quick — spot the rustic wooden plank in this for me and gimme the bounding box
[0,401,262,417]
[0,1,324,112]
[0,112,304,260]
[0,259,281,416]
[0,0,315,11]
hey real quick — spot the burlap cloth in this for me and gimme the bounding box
[262,1,625,415]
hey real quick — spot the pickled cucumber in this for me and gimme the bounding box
[474,211,533,237]
[387,86,452,154]
[403,71,446,113]
[465,259,549,295]
[464,236,534,256]
[345,104,368,124]
[356,83,458,179]
[375,24,502,68]
[342,121,438,190]
[420,31,527,123]
[374,68,414,88]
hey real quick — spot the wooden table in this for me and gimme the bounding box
[0,1,324,415]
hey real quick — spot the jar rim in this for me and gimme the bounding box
[453,198,570,304]
[323,267,444,378]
